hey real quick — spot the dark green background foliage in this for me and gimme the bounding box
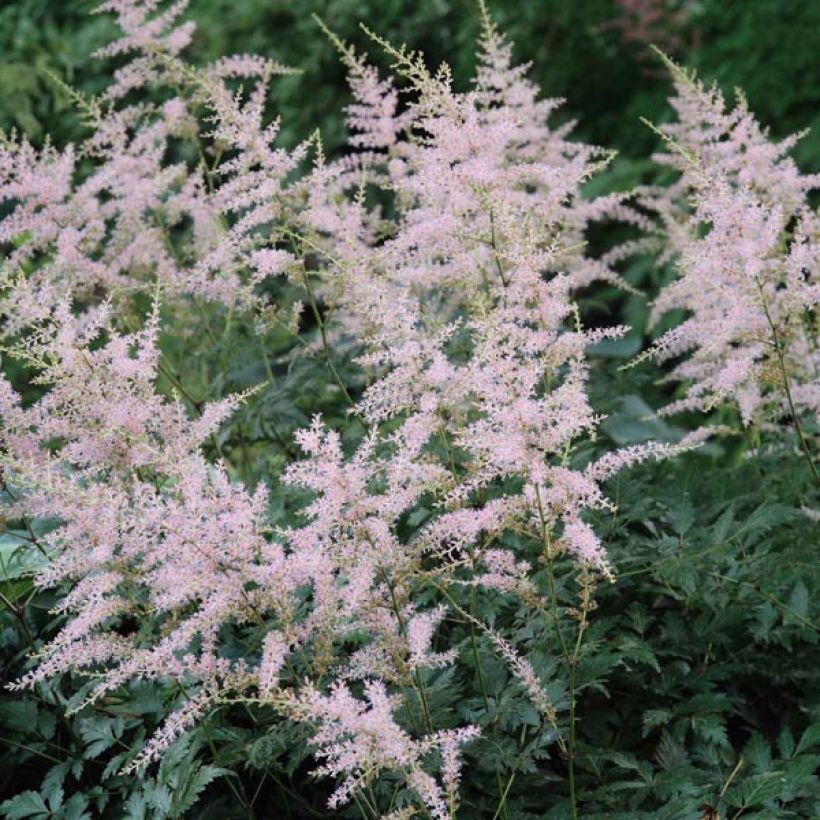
[2,0,819,163]
[1,1,819,818]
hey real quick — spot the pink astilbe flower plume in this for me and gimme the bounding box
[296,680,478,817]
[0,309,272,724]
[0,0,307,338]
[636,54,820,430]
[262,10,696,743]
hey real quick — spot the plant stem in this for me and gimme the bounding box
[301,269,360,415]
[466,550,491,712]
[491,771,517,820]
[711,572,819,632]
[466,547,510,816]
[0,589,35,645]
[380,569,434,734]
[756,279,818,485]
[534,485,578,820]
[718,756,744,805]
[176,684,255,818]
[0,736,63,765]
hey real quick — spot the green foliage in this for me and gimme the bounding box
[690,1,820,170]
[3,0,819,164]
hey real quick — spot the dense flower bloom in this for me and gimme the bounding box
[0,0,305,337]
[297,680,478,817]
[638,56,820,425]
[0,3,713,812]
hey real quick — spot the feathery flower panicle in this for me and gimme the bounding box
[267,13,696,742]
[639,56,819,427]
[0,307,284,766]
[267,14,691,748]
[0,0,313,339]
[300,680,478,817]
[298,5,650,337]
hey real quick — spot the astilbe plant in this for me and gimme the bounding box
[635,54,819,481]
[0,2,731,818]
[0,303,483,814]
[0,305,266,718]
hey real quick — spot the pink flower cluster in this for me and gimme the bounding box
[1,1,813,814]
[298,681,479,817]
[639,57,820,425]
[0,0,304,334]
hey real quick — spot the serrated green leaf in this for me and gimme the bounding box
[725,771,787,809]
[122,792,147,820]
[786,581,809,622]
[778,727,795,760]
[642,708,672,737]
[0,791,49,820]
[744,734,772,773]
[172,765,231,816]
[794,724,820,758]
[145,783,173,815]
[59,793,91,820]
[618,636,661,673]
[77,715,123,759]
